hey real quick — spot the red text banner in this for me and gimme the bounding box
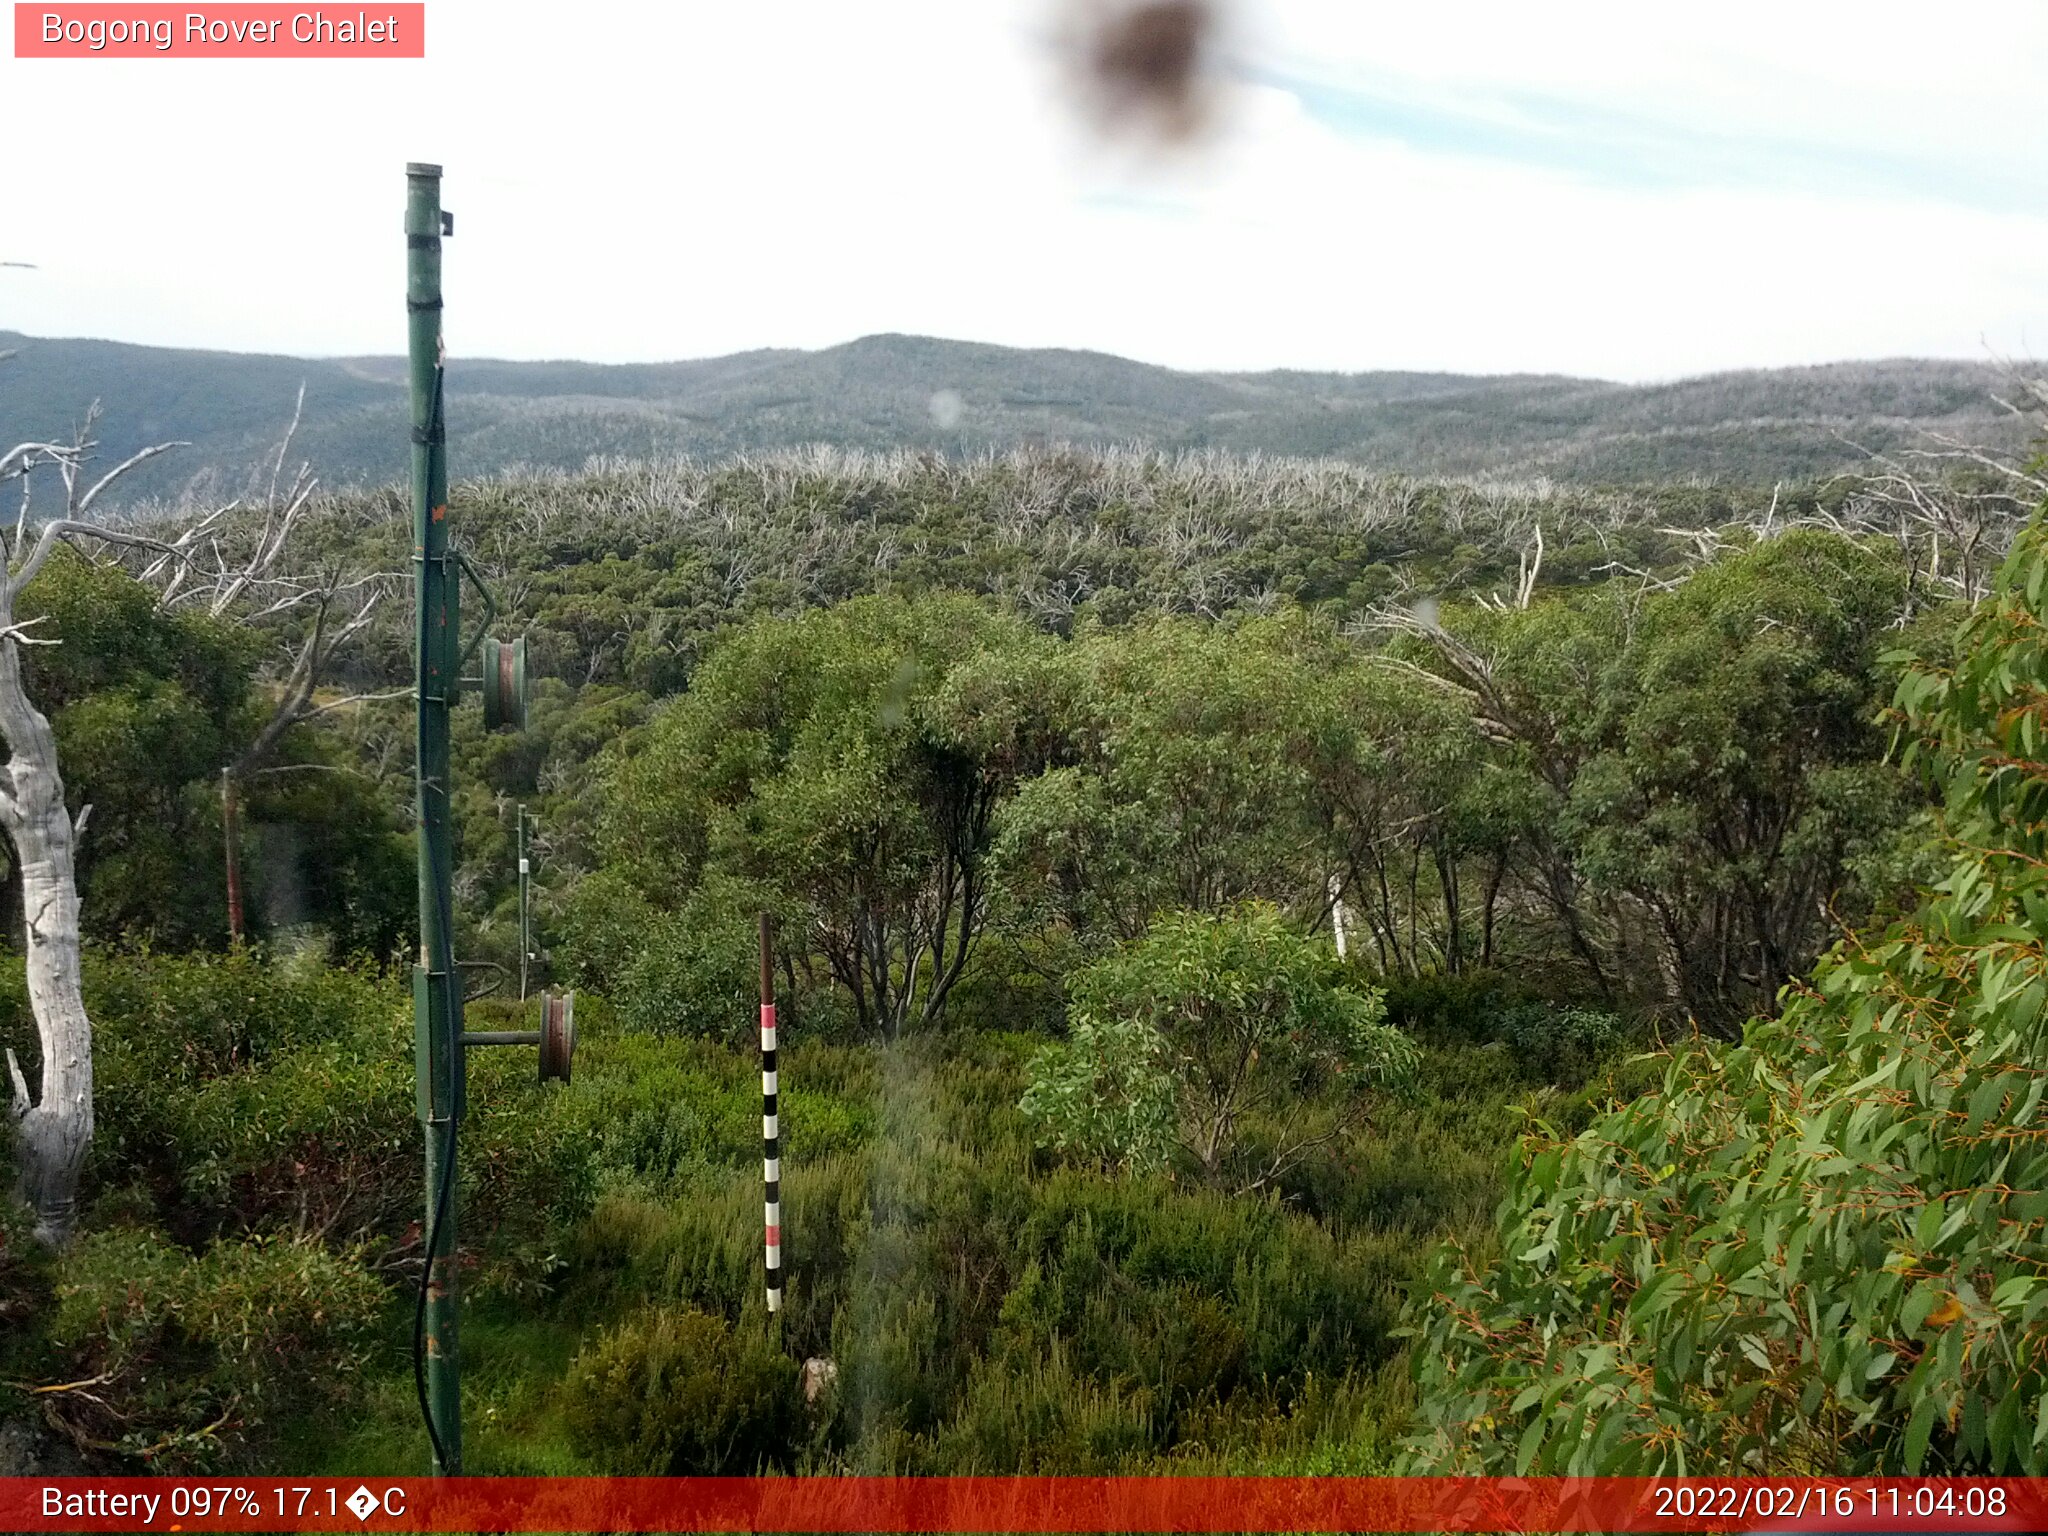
[14,5,424,57]
[2,1476,2046,1532]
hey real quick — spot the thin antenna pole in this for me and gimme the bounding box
[222,769,244,943]
[517,805,529,1002]
[760,912,782,1315]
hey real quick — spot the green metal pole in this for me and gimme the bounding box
[407,161,463,1476]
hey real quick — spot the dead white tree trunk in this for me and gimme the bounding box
[0,612,90,1245]
[0,402,192,1246]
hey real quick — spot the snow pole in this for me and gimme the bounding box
[761,912,783,1314]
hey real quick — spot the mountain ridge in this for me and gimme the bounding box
[0,328,2028,502]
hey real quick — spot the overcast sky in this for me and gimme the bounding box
[4,0,2043,380]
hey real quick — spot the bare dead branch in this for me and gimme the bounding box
[74,441,190,516]
[9,519,184,596]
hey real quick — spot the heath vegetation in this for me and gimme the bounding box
[2,394,2045,1474]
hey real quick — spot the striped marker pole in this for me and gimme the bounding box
[760,912,782,1315]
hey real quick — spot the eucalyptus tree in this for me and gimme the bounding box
[1390,529,1916,1027]
[604,593,1062,1039]
[0,385,391,1239]
[1298,653,1497,976]
[146,394,403,941]
[1408,507,2048,1475]
[991,616,1333,947]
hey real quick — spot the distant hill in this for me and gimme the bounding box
[0,329,2029,503]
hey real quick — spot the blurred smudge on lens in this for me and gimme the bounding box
[1060,0,1224,148]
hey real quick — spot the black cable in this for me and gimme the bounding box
[413,816,460,1470]
[413,1111,456,1471]
[411,361,459,1475]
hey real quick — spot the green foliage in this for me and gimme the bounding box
[47,1227,382,1465]
[1380,969,1545,1036]
[1406,510,2048,1475]
[1,929,1558,1477]
[1019,1008,1175,1175]
[561,1305,802,1473]
[51,951,408,1230]
[557,869,759,1040]
[12,550,256,947]
[931,1346,1157,1472]
[994,617,1341,941]
[0,548,414,955]
[5,430,2000,1479]
[1022,905,1415,1189]
[542,1027,1446,1476]
[1440,529,1918,1025]
[1493,1003,1624,1083]
[239,754,415,963]
[601,593,1059,1038]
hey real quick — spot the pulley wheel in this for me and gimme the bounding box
[539,989,575,1084]
[481,636,529,732]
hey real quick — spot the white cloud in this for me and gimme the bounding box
[1,0,2040,379]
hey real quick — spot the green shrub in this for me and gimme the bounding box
[1494,1002,1624,1082]
[1378,972,1625,1083]
[559,870,764,1041]
[935,940,1066,1036]
[1021,905,1414,1189]
[931,1346,1156,1472]
[1002,1170,1407,1401]
[69,949,399,1199]
[1378,969,1543,1038]
[561,1305,801,1473]
[48,1227,382,1466]
[170,1026,413,1230]
[1018,1008,1174,1174]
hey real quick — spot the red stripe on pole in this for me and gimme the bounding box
[2,1478,2042,1532]
[765,1224,781,1243]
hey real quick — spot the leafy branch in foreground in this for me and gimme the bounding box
[1404,506,2048,1475]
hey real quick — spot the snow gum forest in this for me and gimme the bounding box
[2,379,2047,1478]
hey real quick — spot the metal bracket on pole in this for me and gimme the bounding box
[452,547,499,675]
